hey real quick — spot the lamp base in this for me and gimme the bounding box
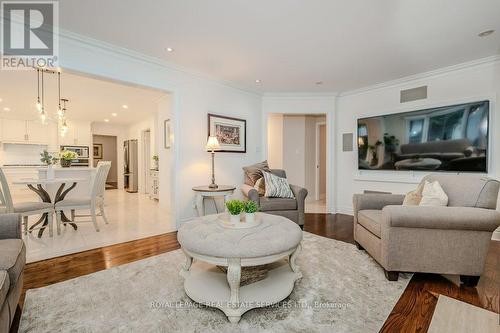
[209,183,218,189]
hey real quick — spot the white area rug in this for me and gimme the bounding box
[20,233,411,333]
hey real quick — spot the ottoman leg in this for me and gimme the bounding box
[289,244,302,279]
[179,250,193,278]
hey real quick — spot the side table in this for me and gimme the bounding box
[192,185,236,216]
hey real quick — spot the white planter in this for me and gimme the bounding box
[245,212,255,224]
[47,165,55,180]
[230,213,241,224]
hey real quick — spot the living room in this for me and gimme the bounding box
[1,1,499,333]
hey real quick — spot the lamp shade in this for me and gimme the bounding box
[206,136,221,151]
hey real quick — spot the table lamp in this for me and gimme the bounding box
[206,136,221,189]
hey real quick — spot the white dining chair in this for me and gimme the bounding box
[0,168,54,237]
[55,161,111,233]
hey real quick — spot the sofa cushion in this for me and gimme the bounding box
[422,174,500,209]
[0,239,25,289]
[242,161,270,185]
[259,197,297,211]
[0,271,8,306]
[358,210,383,238]
[419,181,448,206]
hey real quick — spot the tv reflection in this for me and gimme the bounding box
[357,101,489,172]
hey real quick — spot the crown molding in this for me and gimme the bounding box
[339,55,500,97]
[57,28,263,97]
[263,92,339,99]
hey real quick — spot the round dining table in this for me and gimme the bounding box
[13,177,86,238]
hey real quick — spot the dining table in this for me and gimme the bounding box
[13,177,87,238]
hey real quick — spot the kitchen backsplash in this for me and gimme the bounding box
[0,143,48,166]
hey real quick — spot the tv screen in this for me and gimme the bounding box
[357,100,489,172]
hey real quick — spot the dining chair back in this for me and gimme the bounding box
[0,168,14,213]
[92,161,111,201]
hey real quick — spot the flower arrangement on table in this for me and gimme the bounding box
[59,150,79,167]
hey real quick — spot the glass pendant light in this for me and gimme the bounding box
[57,71,64,119]
[36,68,42,112]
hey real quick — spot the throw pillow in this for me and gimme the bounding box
[419,180,448,206]
[254,177,266,196]
[262,171,295,199]
[402,182,425,206]
[242,160,271,185]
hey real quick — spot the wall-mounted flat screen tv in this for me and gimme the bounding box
[357,100,489,172]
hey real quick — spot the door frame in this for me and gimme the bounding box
[141,129,151,194]
[315,122,326,201]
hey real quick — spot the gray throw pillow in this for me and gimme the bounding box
[262,171,295,199]
[243,160,271,185]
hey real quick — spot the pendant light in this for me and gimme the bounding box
[36,68,42,112]
[60,98,69,135]
[57,71,64,119]
[40,69,46,124]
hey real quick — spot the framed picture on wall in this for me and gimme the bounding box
[207,113,246,153]
[164,119,171,149]
[93,144,103,159]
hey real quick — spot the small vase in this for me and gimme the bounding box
[230,213,241,224]
[47,165,55,180]
[61,159,71,168]
[245,212,255,224]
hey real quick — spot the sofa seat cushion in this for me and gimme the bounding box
[358,210,383,238]
[0,239,25,289]
[259,197,297,211]
[0,271,8,306]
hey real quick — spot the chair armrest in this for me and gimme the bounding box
[353,194,405,213]
[290,184,308,212]
[241,184,260,204]
[382,206,500,232]
[0,214,22,239]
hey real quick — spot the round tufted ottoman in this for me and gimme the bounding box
[178,212,303,323]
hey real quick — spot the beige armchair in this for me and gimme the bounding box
[353,174,500,286]
[241,169,308,228]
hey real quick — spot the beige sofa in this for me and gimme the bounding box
[0,213,25,332]
[353,174,500,286]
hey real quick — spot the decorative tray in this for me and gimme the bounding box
[217,213,262,229]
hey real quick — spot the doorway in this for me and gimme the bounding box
[141,129,151,194]
[92,134,118,189]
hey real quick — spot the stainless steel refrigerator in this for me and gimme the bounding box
[124,139,138,193]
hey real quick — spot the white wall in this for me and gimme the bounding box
[156,95,174,211]
[283,115,306,187]
[335,59,500,214]
[59,30,263,224]
[267,114,283,169]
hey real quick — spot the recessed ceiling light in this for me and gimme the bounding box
[122,104,128,109]
[315,81,323,85]
[104,119,109,122]
[478,29,495,37]
[166,47,174,52]
[3,107,10,111]
[255,79,261,83]
[111,113,117,117]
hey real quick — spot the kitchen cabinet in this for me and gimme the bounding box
[149,170,159,200]
[1,119,52,145]
[59,120,91,146]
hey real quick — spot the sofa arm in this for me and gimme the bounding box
[290,184,308,213]
[353,194,405,213]
[382,206,500,232]
[0,214,22,240]
[241,184,260,204]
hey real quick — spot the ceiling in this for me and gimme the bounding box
[58,0,500,93]
[0,70,167,124]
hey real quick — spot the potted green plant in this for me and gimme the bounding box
[244,200,258,223]
[40,150,58,179]
[59,150,78,168]
[225,199,244,224]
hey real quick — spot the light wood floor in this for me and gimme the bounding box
[11,214,499,333]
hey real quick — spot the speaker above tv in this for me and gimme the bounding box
[357,100,489,173]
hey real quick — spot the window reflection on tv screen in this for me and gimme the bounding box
[357,101,489,172]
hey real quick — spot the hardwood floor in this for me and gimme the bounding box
[11,214,499,333]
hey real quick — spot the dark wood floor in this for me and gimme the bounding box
[11,213,499,333]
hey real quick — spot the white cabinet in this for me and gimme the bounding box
[149,170,159,200]
[59,120,91,146]
[1,119,51,144]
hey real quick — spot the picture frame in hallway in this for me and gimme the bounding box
[164,119,172,149]
[93,144,103,159]
[207,113,246,153]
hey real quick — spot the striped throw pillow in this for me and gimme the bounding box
[262,171,295,199]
